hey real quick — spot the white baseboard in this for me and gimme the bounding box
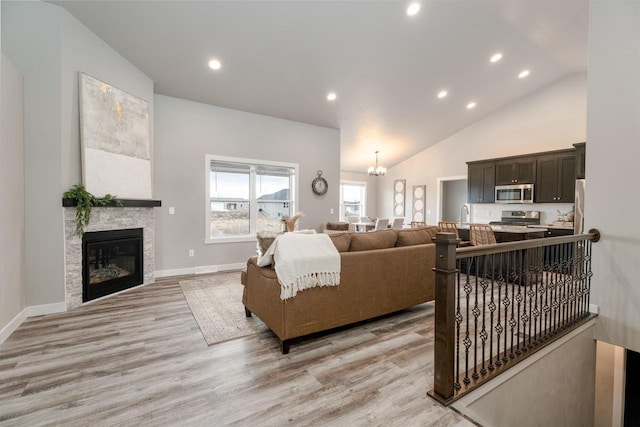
[156,263,245,278]
[202,262,245,273]
[0,308,29,345]
[195,265,218,274]
[27,302,67,317]
[1,302,67,345]
[154,267,195,278]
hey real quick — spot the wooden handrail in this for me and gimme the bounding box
[454,229,600,259]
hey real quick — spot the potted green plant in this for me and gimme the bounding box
[63,184,122,235]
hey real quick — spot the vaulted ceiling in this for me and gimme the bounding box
[53,0,589,172]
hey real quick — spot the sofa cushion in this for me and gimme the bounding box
[396,228,431,247]
[421,225,439,240]
[325,221,349,231]
[349,229,398,251]
[328,232,352,252]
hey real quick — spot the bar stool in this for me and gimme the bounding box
[438,221,471,247]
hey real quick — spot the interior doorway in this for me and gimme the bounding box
[437,176,468,223]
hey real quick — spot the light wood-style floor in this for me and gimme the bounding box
[0,273,475,427]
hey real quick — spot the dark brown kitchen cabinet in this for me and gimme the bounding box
[495,157,536,185]
[468,161,495,203]
[536,152,576,203]
[574,142,586,179]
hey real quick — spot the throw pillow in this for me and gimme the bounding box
[256,231,279,258]
[328,232,352,252]
[325,221,349,231]
[349,229,398,252]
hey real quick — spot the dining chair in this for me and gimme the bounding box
[410,221,426,228]
[391,218,404,229]
[372,218,389,231]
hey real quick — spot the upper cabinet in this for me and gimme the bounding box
[468,161,495,203]
[574,142,586,179]
[535,151,576,203]
[467,144,584,204]
[495,157,536,185]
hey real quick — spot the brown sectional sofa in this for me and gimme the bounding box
[242,226,438,353]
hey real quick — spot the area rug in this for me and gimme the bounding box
[179,272,268,346]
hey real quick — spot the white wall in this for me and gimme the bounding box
[587,1,640,353]
[0,54,26,338]
[153,95,340,273]
[378,72,587,225]
[1,1,153,308]
[453,320,596,427]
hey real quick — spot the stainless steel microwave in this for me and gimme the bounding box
[495,184,534,204]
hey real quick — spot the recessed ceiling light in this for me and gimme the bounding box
[407,2,421,16]
[327,92,337,101]
[208,59,221,70]
[518,69,530,79]
[437,90,448,99]
[490,53,503,63]
[466,101,477,109]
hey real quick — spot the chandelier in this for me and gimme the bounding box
[367,150,387,176]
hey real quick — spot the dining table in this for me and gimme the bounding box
[354,221,375,232]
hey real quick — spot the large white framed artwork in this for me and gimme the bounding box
[412,185,426,222]
[393,179,406,217]
[79,73,151,199]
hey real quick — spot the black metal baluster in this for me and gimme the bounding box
[532,246,542,345]
[479,260,489,376]
[495,254,504,368]
[550,243,556,334]
[516,250,526,355]
[472,263,480,380]
[585,240,593,316]
[503,252,511,363]
[455,259,462,390]
[488,254,496,372]
[463,257,473,385]
[509,251,517,359]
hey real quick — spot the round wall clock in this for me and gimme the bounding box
[312,170,328,195]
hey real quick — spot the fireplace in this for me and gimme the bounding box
[82,228,143,302]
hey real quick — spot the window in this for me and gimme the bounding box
[339,181,366,221]
[205,155,297,243]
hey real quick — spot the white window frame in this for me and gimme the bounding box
[339,180,367,221]
[205,154,299,244]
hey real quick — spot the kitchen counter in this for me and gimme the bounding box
[457,224,548,233]
[527,224,574,231]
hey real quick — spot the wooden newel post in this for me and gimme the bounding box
[433,232,458,402]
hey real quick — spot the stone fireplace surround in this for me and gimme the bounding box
[63,200,160,310]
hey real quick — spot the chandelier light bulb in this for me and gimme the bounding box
[368,151,386,176]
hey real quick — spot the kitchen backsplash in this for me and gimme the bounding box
[470,203,574,225]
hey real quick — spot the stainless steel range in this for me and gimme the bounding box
[489,210,541,226]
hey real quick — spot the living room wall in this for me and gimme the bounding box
[2,1,154,311]
[0,54,26,341]
[377,72,587,224]
[153,95,340,275]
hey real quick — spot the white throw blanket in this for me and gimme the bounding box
[257,232,341,300]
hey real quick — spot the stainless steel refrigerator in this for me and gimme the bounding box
[574,179,585,234]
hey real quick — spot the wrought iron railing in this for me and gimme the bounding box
[429,229,600,404]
